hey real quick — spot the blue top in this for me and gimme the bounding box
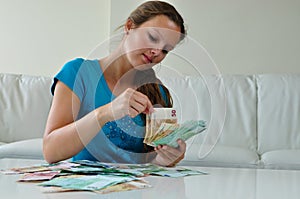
[51,58,162,163]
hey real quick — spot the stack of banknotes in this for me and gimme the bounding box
[144,108,206,148]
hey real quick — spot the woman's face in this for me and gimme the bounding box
[122,15,182,70]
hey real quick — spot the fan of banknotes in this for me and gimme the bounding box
[144,108,206,148]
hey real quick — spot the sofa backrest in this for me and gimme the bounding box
[257,74,300,154]
[160,75,258,167]
[0,73,52,143]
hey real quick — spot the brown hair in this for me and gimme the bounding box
[128,1,186,41]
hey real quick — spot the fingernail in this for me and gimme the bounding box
[149,107,154,113]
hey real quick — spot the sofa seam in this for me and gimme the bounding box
[254,74,262,165]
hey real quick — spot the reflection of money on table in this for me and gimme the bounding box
[144,108,206,148]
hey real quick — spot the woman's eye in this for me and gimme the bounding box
[162,49,169,54]
[148,33,158,42]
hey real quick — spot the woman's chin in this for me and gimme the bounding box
[135,63,156,71]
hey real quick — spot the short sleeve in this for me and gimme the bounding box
[51,58,85,101]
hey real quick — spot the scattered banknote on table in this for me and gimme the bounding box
[39,174,139,192]
[144,108,206,147]
[40,177,151,194]
[18,171,61,182]
[95,179,151,194]
[1,161,79,175]
[1,160,208,194]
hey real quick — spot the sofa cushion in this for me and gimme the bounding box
[261,150,300,170]
[0,73,52,143]
[160,75,258,167]
[257,74,300,155]
[179,144,259,168]
[0,138,43,159]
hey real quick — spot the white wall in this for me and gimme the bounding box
[1,0,299,76]
[0,0,110,77]
[110,0,300,75]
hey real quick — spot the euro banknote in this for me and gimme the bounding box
[144,108,206,148]
[144,108,178,145]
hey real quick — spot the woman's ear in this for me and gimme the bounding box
[124,19,134,34]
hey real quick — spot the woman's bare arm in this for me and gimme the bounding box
[43,81,110,163]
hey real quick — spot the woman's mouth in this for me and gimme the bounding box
[143,54,152,64]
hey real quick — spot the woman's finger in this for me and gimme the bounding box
[158,140,186,157]
[127,91,153,115]
[177,139,186,153]
[155,148,174,166]
[154,140,186,166]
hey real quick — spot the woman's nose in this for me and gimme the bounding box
[151,48,162,56]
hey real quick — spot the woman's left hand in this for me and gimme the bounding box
[152,139,186,167]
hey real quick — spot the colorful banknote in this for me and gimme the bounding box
[144,108,206,147]
[144,108,178,145]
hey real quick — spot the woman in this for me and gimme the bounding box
[43,1,187,167]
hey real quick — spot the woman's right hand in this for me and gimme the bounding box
[106,88,154,121]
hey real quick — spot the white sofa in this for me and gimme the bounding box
[1,73,300,170]
[0,73,52,159]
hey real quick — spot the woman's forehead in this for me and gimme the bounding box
[139,15,182,46]
[139,15,181,32]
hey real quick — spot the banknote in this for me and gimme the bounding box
[18,171,60,182]
[62,166,145,177]
[72,160,115,169]
[1,161,79,175]
[94,179,151,194]
[39,174,137,191]
[144,108,206,148]
[144,108,178,145]
[152,120,206,148]
[40,179,151,194]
